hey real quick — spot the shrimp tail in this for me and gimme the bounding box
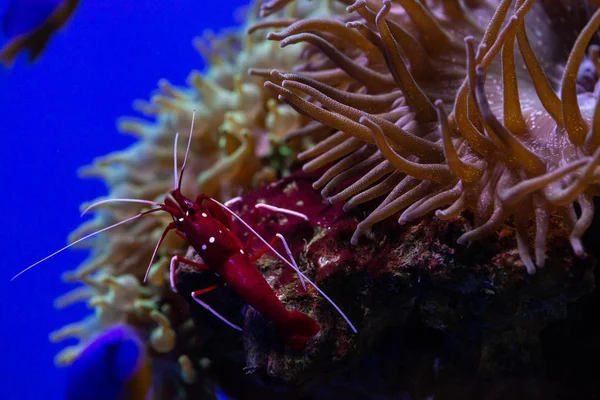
[277,310,320,351]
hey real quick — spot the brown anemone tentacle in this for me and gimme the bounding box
[399,182,462,224]
[265,81,377,143]
[452,37,498,158]
[328,159,395,204]
[344,170,406,211]
[259,0,296,18]
[585,87,600,151]
[248,67,279,79]
[499,158,589,207]
[377,175,421,209]
[435,99,484,183]
[473,165,506,226]
[350,181,432,244]
[303,137,364,171]
[463,36,483,134]
[589,45,600,75]
[435,192,467,220]
[475,0,512,63]
[570,194,594,257]
[514,206,536,274]
[279,32,396,90]
[378,6,435,79]
[283,121,335,142]
[345,21,388,57]
[475,0,535,73]
[298,131,349,161]
[561,8,600,145]
[479,14,522,71]
[278,79,444,159]
[247,18,298,35]
[457,196,505,244]
[532,194,550,268]
[390,0,462,51]
[347,0,433,75]
[369,113,445,160]
[514,3,563,126]
[266,18,375,53]
[500,19,526,136]
[362,116,455,183]
[545,146,600,206]
[474,64,546,176]
[322,150,384,198]
[440,0,483,28]
[375,1,437,122]
[271,70,400,112]
[285,68,351,86]
[313,144,377,190]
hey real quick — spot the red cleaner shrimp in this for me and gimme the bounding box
[13,112,357,350]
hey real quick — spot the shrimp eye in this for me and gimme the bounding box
[186,208,195,217]
[174,217,184,228]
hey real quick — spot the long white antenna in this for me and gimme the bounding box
[173,132,180,187]
[12,209,161,281]
[255,203,309,221]
[192,293,243,331]
[143,224,173,283]
[178,111,195,189]
[81,198,161,216]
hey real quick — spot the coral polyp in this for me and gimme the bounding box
[264,0,600,274]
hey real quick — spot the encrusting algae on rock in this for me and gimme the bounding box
[41,0,600,399]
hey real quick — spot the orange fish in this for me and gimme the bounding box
[0,0,80,66]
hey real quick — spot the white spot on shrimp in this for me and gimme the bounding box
[202,213,207,217]
[178,218,184,222]
[201,244,207,251]
[209,237,215,243]
[240,249,244,254]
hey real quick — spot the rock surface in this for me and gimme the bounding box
[173,170,596,399]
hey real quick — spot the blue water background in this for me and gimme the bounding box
[0,1,247,398]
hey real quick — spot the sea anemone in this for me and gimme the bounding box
[263,0,600,275]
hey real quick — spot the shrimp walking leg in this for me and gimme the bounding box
[192,286,242,331]
[169,255,211,293]
[249,233,307,290]
[249,234,282,261]
[170,257,240,331]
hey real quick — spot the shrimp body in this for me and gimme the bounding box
[165,190,320,350]
[220,253,320,350]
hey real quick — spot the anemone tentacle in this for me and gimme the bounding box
[264,0,600,273]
